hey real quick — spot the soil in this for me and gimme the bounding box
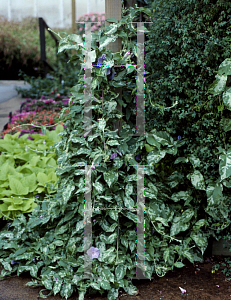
[1,255,231,300]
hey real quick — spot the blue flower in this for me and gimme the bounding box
[107,67,117,80]
[178,136,181,140]
[7,223,12,227]
[34,195,40,198]
[87,247,99,259]
[135,153,141,160]
[97,54,106,66]
[11,260,18,265]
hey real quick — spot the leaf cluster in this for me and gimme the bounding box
[0,4,231,300]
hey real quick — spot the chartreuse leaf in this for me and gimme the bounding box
[144,144,154,152]
[8,176,29,195]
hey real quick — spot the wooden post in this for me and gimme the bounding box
[72,0,76,34]
[105,0,123,134]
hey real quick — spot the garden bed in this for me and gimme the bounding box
[1,255,231,300]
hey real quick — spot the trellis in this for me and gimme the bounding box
[79,0,158,281]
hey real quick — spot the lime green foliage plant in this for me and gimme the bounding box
[0,125,64,220]
[0,5,231,300]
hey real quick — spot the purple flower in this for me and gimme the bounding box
[56,278,58,281]
[33,258,35,262]
[93,219,96,222]
[116,149,122,156]
[97,54,106,66]
[178,136,181,140]
[11,260,18,265]
[107,67,117,80]
[135,153,141,160]
[87,247,99,259]
[110,153,117,159]
[7,223,12,227]
[34,195,40,198]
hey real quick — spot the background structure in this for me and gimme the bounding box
[0,0,105,28]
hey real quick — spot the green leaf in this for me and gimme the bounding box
[106,140,120,146]
[219,150,231,181]
[100,280,111,290]
[206,181,223,205]
[125,183,133,197]
[163,249,170,263]
[144,144,154,152]
[99,35,118,51]
[171,191,192,203]
[183,251,194,263]
[60,283,73,299]
[217,58,231,76]
[8,176,29,195]
[107,288,119,300]
[146,135,161,149]
[115,265,126,281]
[109,210,118,221]
[98,119,107,131]
[103,170,118,188]
[124,196,135,208]
[53,279,63,295]
[208,74,227,96]
[188,155,200,168]
[155,217,169,227]
[105,18,119,23]
[111,81,127,87]
[105,24,118,35]
[190,170,206,190]
[147,148,166,165]
[121,236,128,248]
[126,64,136,74]
[90,282,101,290]
[174,262,185,268]
[123,283,138,296]
[223,87,231,111]
[174,157,189,164]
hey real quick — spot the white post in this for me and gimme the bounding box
[7,0,11,21]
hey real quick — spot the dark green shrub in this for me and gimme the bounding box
[145,0,231,184]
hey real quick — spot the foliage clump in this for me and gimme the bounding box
[145,0,231,183]
[0,4,231,300]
